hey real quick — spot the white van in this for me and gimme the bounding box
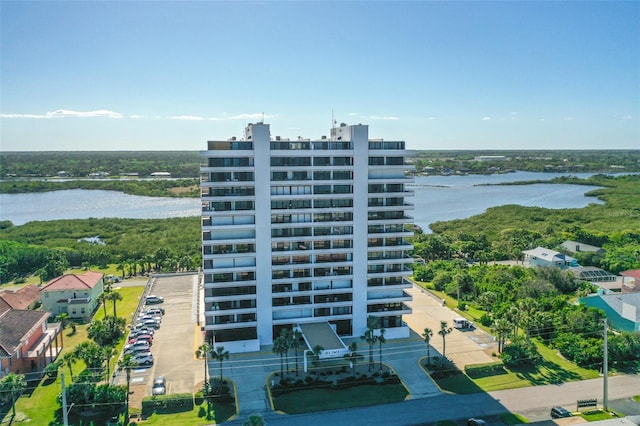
[453,318,474,329]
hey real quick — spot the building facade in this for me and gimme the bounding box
[200,123,414,353]
[41,271,104,319]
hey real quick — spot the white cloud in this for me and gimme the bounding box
[348,112,358,116]
[209,113,273,121]
[427,117,436,120]
[622,115,632,120]
[170,115,205,121]
[482,117,491,121]
[368,115,399,120]
[563,117,574,121]
[1,109,123,119]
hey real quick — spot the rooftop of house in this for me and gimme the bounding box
[0,309,50,357]
[41,271,104,292]
[621,269,640,279]
[0,285,41,312]
[560,240,604,254]
[523,246,576,263]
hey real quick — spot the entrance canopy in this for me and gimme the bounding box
[296,322,348,359]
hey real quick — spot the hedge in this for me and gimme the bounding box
[464,361,505,379]
[141,393,194,416]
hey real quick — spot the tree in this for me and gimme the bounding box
[361,315,380,372]
[75,340,104,371]
[309,344,324,368]
[106,290,123,317]
[195,342,211,388]
[211,346,230,382]
[97,292,108,317]
[377,326,386,370]
[279,328,293,373]
[102,346,116,384]
[290,329,303,376]
[343,342,363,375]
[244,414,265,426]
[56,312,69,329]
[62,351,77,381]
[118,354,136,421]
[272,336,287,377]
[492,318,512,353]
[422,328,433,364]
[438,321,452,360]
[0,373,27,418]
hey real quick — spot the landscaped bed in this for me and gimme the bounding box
[269,365,408,414]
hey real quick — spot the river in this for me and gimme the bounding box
[0,172,605,230]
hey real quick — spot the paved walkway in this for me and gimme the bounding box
[223,282,499,420]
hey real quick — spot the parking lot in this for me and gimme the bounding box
[113,273,202,406]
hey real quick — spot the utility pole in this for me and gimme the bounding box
[603,318,608,412]
[61,373,69,426]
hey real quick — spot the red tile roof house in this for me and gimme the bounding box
[0,309,63,379]
[41,271,104,320]
[0,285,42,314]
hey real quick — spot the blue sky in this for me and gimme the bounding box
[1,1,638,151]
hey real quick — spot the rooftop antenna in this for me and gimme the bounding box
[331,109,337,140]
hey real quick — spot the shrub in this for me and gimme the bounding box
[465,361,505,378]
[194,391,204,406]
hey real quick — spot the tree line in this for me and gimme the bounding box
[0,217,200,283]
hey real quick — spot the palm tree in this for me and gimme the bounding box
[118,354,136,422]
[279,328,292,373]
[290,329,303,376]
[422,327,433,364]
[361,316,380,372]
[97,292,108,317]
[103,346,116,384]
[56,312,69,329]
[310,344,324,368]
[438,320,452,360]
[343,342,363,375]
[106,290,123,317]
[0,373,26,418]
[492,318,512,353]
[377,327,386,370]
[61,351,77,381]
[272,336,287,376]
[211,346,230,382]
[195,342,211,388]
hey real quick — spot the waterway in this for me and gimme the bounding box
[0,172,605,230]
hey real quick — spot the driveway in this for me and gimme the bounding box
[113,273,202,407]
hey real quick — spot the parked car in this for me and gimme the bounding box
[128,335,152,345]
[550,407,573,419]
[139,314,161,323]
[124,341,150,354]
[130,327,155,336]
[135,319,160,329]
[467,419,487,426]
[132,353,153,366]
[145,295,164,305]
[144,307,165,316]
[152,376,166,396]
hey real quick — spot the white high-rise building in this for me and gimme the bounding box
[200,122,414,353]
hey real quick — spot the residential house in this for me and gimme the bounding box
[621,269,640,293]
[523,247,578,269]
[559,240,605,255]
[580,292,640,332]
[0,309,62,378]
[0,285,42,313]
[40,271,104,319]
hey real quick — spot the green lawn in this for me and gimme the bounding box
[428,340,599,394]
[137,402,235,425]
[272,383,409,414]
[1,283,146,425]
